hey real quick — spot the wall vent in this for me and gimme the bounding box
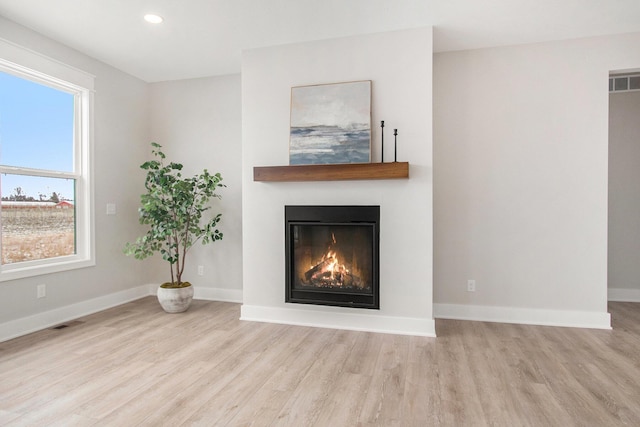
[50,320,84,330]
[609,74,640,93]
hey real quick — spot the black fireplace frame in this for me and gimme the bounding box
[285,205,380,309]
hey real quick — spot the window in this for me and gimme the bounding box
[0,43,94,281]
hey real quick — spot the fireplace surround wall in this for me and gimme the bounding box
[241,27,435,336]
[285,205,380,309]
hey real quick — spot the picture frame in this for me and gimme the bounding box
[289,80,371,165]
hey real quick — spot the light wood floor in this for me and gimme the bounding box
[1,298,640,426]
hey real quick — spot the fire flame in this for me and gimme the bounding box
[300,231,366,290]
[304,235,356,288]
[319,250,349,279]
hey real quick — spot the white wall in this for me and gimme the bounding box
[0,16,151,340]
[608,90,640,302]
[241,28,434,336]
[148,75,243,301]
[433,32,640,328]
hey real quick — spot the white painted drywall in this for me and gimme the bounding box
[0,16,152,325]
[434,32,640,325]
[608,90,640,299]
[241,28,434,336]
[148,75,243,299]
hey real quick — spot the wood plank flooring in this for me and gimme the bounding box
[1,298,640,426]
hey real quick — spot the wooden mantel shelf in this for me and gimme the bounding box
[253,162,409,182]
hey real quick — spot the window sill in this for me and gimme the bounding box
[0,257,95,282]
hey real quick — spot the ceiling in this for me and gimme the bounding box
[1,0,640,83]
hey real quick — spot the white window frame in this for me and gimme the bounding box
[0,38,94,281]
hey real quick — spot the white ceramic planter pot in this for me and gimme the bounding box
[157,283,194,313]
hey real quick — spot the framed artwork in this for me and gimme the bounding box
[290,80,371,165]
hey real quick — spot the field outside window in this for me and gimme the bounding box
[1,175,76,264]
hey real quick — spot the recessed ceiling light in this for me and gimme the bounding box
[144,14,164,24]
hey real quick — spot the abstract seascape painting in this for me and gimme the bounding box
[290,80,371,165]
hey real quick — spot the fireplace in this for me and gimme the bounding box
[285,205,380,309]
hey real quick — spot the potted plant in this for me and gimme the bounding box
[125,142,224,313]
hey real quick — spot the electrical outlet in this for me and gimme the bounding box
[197,265,204,276]
[106,203,117,215]
[37,284,46,298]
[467,280,476,292]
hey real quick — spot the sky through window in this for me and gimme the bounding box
[0,71,75,201]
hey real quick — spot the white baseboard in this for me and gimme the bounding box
[0,285,152,343]
[1,284,244,343]
[240,304,436,337]
[608,287,640,302]
[433,303,611,330]
[194,287,243,303]
[147,283,243,303]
